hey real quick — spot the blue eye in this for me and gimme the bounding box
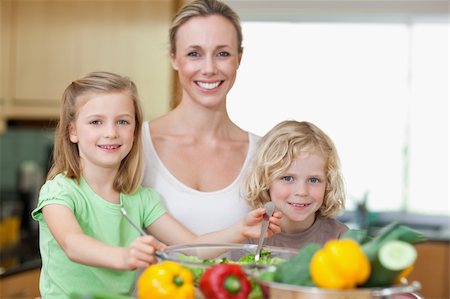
[117,120,130,125]
[187,51,200,57]
[281,176,294,182]
[217,51,230,57]
[309,178,319,184]
[90,120,102,125]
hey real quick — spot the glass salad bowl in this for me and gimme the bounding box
[159,243,298,279]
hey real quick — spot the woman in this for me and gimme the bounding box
[141,0,260,234]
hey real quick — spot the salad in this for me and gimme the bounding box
[176,249,286,299]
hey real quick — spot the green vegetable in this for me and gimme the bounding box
[364,240,417,287]
[379,240,417,271]
[362,221,425,262]
[274,243,321,286]
[361,221,426,287]
[238,250,284,265]
[176,250,285,290]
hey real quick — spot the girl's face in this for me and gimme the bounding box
[171,15,241,109]
[69,91,136,173]
[269,151,327,233]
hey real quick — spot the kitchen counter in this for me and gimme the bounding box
[1,211,448,278]
[337,210,450,242]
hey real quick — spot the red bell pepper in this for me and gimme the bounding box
[199,264,251,299]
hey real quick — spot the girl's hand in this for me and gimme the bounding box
[124,235,166,270]
[241,207,282,239]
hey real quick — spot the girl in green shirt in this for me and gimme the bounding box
[32,71,281,298]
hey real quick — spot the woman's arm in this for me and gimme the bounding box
[148,208,282,245]
[43,204,164,270]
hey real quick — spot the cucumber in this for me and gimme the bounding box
[378,240,417,271]
[363,240,417,287]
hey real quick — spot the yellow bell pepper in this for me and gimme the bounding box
[137,261,195,299]
[310,239,371,289]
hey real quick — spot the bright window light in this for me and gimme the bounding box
[228,22,449,215]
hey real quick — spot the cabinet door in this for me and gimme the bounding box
[7,0,172,120]
[409,241,450,299]
[0,268,41,299]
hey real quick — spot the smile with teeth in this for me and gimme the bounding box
[98,145,121,150]
[196,81,222,90]
[289,202,311,208]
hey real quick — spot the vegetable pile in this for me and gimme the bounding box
[261,221,426,289]
[136,221,426,298]
[137,250,285,299]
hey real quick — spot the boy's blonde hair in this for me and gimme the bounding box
[244,120,345,217]
[48,71,144,194]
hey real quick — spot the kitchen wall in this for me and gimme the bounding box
[0,128,53,192]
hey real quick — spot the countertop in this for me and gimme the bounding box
[1,211,448,279]
[337,210,450,242]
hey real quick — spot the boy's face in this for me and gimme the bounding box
[269,151,327,233]
[69,91,135,174]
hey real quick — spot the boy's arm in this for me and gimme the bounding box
[43,204,163,270]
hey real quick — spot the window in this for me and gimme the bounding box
[227,5,448,215]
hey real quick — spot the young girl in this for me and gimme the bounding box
[244,120,348,250]
[31,71,281,298]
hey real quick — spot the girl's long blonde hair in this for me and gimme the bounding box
[47,71,143,194]
[244,120,345,217]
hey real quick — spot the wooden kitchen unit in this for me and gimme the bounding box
[0,268,40,299]
[0,0,174,130]
[409,241,450,299]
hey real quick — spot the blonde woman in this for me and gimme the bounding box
[141,0,261,235]
[245,120,349,249]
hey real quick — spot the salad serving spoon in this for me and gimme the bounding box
[120,207,168,260]
[254,201,276,261]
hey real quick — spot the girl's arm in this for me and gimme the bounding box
[148,208,282,245]
[43,204,164,270]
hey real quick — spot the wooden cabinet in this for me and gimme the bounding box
[0,268,41,299]
[1,0,174,126]
[409,241,450,299]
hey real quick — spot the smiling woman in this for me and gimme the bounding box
[227,2,449,216]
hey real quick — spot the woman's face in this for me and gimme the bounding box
[171,15,242,109]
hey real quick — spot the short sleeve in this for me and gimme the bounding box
[141,187,166,227]
[31,177,76,222]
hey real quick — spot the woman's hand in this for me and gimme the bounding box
[124,235,166,270]
[241,207,282,239]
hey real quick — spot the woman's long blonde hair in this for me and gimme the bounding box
[47,71,143,194]
[244,120,345,217]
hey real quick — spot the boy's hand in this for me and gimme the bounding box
[241,207,282,239]
[124,235,166,270]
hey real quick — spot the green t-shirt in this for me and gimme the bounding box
[31,174,166,298]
